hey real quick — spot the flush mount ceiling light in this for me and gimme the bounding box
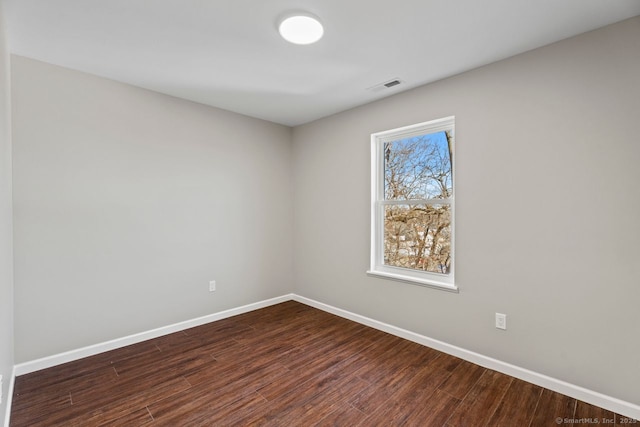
[278,13,324,45]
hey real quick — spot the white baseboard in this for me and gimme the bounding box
[13,294,293,376]
[291,294,640,421]
[10,293,640,421]
[2,367,15,427]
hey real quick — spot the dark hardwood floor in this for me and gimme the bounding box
[10,301,636,426]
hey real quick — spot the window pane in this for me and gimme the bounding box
[384,204,451,274]
[384,130,452,200]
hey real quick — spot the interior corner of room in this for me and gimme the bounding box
[1,1,640,425]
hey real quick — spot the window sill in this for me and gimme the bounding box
[366,270,459,293]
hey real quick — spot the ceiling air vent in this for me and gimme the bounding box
[367,78,403,93]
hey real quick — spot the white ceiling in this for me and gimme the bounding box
[5,0,640,126]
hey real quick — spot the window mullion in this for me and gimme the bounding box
[380,199,452,206]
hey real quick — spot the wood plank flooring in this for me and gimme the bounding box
[10,301,637,426]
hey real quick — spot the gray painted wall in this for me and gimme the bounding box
[0,2,14,422]
[292,17,640,405]
[12,56,294,362]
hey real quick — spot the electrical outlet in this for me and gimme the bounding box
[209,280,216,292]
[495,313,507,330]
[0,374,3,404]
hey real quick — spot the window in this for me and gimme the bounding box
[368,116,457,292]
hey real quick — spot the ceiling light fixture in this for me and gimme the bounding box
[278,13,324,45]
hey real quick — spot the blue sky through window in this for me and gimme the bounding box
[384,131,452,201]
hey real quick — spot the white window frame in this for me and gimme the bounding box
[367,116,457,292]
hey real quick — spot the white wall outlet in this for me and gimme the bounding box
[0,374,3,404]
[495,313,507,330]
[209,280,216,292]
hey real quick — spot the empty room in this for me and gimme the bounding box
[1,0,639,425]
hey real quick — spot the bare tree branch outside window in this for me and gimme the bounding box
[383,131,453,274]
